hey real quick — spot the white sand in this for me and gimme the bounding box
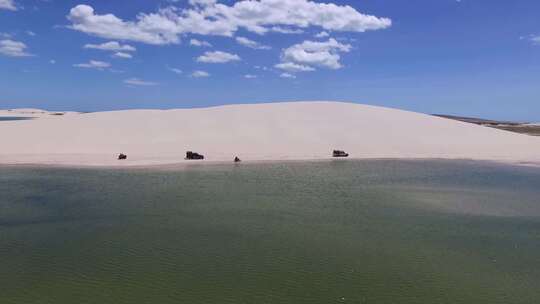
[1,101,539,167]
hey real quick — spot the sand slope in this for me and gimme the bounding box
[1,101,539,166]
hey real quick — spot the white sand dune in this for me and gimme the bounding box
[1,101,539,166]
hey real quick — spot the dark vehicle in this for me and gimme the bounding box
[332,150,349,158]
[186,151,205,160]
[118,153,127,160]
[234,156,241,163]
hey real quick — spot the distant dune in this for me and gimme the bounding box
[433,114,540,137]
[1,102,540,166]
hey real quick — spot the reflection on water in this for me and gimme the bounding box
[1,160,539,304]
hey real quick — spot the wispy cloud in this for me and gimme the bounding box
[196,51,240,63]
[124,78,158,86]
[0,0,17,11]
[167,66,183,75]
[191,70,210,78]
[84,41,136,52]
[190,39,212,47]
[275,62,315,73]
[112,52,132,59]
[73,60,111,70]
[271,26,304,34]
[236,37,271,50]
[254,65,269,71]
[315,31,329,38]
[280,73,296,79]
[0,39,33,57]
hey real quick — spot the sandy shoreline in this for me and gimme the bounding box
[1,158,539,172]
[2,101,540,168]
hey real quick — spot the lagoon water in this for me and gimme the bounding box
[0,117,33,121]
[1,160,539,303]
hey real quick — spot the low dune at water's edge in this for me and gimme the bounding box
[1,101,540,166]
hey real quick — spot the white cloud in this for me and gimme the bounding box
[191,70,210,77]
[270,26,304,34]
[278,38,351,71]
[167,66,183,74]
[84,41,136,52]
[49,59,56,64]
[67,1,390,45]
[220,0,391,34]
[531,35,540,44]
[73,60,111,69]
[189,0,217,6]
[112,52,132,59]
[280,72,296,79]
[275,62,315,72]
[124,78,158,86]
[0,39,32,57]
[244,74,257,79]
[236,36,271,50]
[68,5,180,45]
[315,31,329,38]
[197,50,240,63]
[190,38,212,47]
[254,65,269,71]
[0,0,17,11]
[26,31,36,36]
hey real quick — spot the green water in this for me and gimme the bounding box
[0,117,33,121]
[1,160,539,303]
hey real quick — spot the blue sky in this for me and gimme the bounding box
[1,0,539,121]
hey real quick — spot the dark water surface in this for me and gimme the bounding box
[0,117,33,121]
[1,160,539,304]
